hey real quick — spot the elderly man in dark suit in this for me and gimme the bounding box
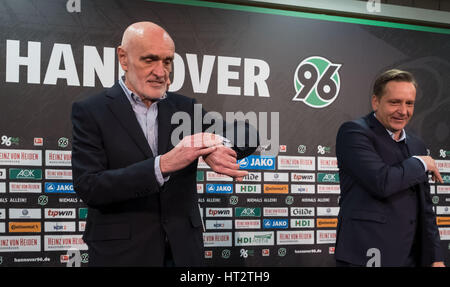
[334,69,445,267]
[71,22,256,266]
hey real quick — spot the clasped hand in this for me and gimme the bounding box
[160,133,248,181]
[417,156,443,184]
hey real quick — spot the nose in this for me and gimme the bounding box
[397,103,407,116]
[152,60,166,78]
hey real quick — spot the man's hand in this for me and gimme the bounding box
[417,156,443,183]
[160,133,222,175]
[203,145,248,182]
[431,261,445,267]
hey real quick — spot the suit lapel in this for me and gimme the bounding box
[365,113,405,162]
[366,113,391,141]
[157,95,177,156]
[106,83,153,158]
[405,134,422,156]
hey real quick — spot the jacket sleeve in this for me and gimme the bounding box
[196,99,259,160]
[336,121,428,200]
[71,101,161,208]
[224,119,259,160]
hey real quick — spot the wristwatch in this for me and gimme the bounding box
[222,137,233,148]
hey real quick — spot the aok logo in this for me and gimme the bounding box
[317,173,339,183]
[9,169,42,180]
[17,169,36,178]
[293,56,341,108]
[235,207,261,217]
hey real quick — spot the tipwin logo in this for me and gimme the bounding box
[293,56,341,108]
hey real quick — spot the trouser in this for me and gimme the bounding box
[335,260,363,267]
[163,241,175,267]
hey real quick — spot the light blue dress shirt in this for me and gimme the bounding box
[119,77,169,186]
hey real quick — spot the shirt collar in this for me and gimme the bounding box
[373,112,406,142]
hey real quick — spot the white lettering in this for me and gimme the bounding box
[244,58,270,97]
[43,43,80,86]
[5,42,271,96]
[6,40,41,84]
[217,56,241,95]
[186,54,215,93]
[83,46,115,87]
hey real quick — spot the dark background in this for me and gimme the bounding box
[0,0,448,266]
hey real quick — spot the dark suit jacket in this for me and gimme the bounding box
[334,113,443,266]
[71,82,256,266]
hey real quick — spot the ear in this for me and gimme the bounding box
[371,95,379,112]
[117,46,128,72]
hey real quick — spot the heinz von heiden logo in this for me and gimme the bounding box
[293,56,341,108]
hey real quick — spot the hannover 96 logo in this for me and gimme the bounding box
[293,56,341,108]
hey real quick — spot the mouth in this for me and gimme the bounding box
[147,80,165,87]
[390,116,407,124]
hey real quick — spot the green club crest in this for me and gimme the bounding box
[293,56,342,108]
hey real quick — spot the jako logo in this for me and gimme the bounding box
[263,219,288,229]
[45,182,75,193]
[238,156,275,170]
[238,157,249,168]
[206,184,233,194]
[293,56,341,108]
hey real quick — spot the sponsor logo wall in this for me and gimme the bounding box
[0,0,449,266]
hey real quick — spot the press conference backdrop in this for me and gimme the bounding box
[0,0,449,267]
